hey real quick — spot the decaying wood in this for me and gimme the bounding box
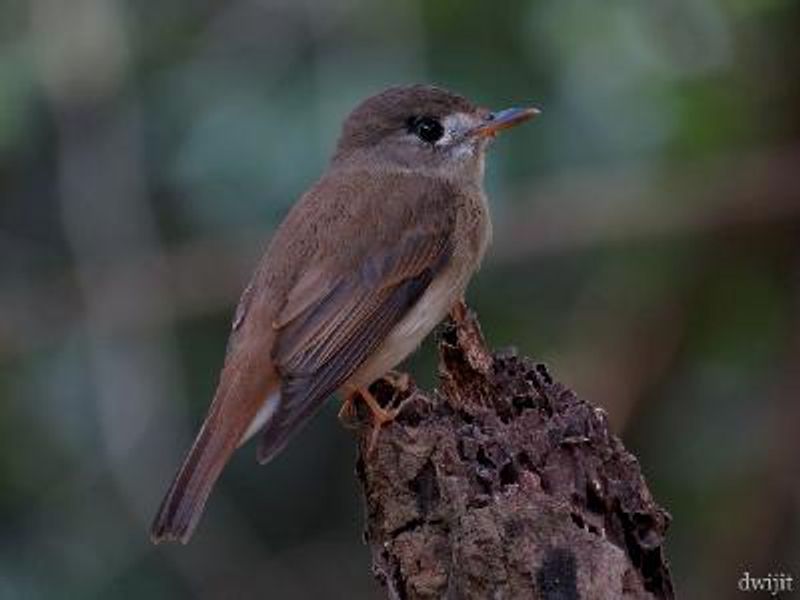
[354,309,674,600]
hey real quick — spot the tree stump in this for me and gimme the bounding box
[354,309,674,600]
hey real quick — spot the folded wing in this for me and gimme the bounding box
[258,224,452,463]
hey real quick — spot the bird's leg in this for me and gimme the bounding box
[342,385,400,455]
[337,386,397,428]
[337,395,358,428]
[351,386,399,424]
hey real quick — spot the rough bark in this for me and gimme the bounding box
[354,309,674,600]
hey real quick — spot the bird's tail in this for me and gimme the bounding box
[150,368,278,544]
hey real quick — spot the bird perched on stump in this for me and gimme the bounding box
[151,84,539,543]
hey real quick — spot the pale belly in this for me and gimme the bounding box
[346,263,472,389]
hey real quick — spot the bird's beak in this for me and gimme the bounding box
[470,107,541,138]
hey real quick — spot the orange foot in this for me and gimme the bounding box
[339,385,400,455]
[337,394,359,428]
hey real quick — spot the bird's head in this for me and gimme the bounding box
[332,84,539,180]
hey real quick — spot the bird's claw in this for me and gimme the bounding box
[341,385,402,456]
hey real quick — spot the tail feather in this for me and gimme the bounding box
[150,407,233,544]
[151,370,278,544]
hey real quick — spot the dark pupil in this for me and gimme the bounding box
[410,116,444,144]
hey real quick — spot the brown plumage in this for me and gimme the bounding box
[151,84,538,543]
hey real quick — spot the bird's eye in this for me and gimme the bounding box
[408,116,444,144]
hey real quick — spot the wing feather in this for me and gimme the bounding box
[256,228,451,463]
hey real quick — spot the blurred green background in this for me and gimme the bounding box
[2,0,799,598]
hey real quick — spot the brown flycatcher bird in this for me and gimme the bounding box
[151,84,538,543]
